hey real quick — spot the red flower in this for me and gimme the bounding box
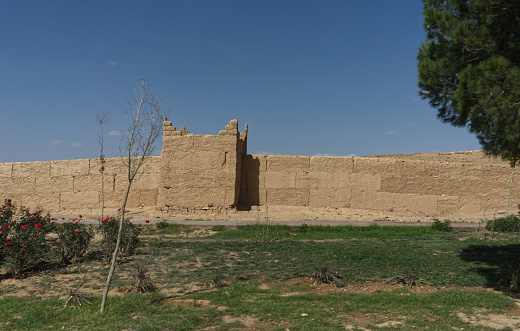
[22,243,26,247]
[73,220,79,224]
[4,224,8,228]
[35,223,42,228]
[75,229,79,232]
[29,215,34,220]
[4,242,10,247]
[56,239,60,243]
[145,220,150,223]
[79,215,82,218]
[22,225,29,229]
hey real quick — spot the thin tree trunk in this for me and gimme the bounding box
[101,171,104,220]
[506,164,516,216]
[100,180,132,313]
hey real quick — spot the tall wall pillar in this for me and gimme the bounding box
[157,118,247,211]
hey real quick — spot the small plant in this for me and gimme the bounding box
[64,279,93,307]
[506,262,520,292]
[211,225,226,232]
[431,219,452,232]
[385,270,428,288]
[99,216,141,263]
[312,265,344,287]
[212,275,228,288]
[130,266,156,293]
[486,215,520,232]
[296,223,309,233]
[156,220,169,230]
[55,217,94,264]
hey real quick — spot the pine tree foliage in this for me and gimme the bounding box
[418,0,520,163]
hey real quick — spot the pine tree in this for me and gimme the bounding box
[418,0,520,214]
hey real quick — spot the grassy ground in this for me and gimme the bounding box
[2,223,520,330]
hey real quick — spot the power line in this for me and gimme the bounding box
[0,60,417,71]
[0,65,416,77]
[0,70,417,83]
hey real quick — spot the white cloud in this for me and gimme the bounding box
[255,150,276,155]
[107,130,122,136]
[347,154,357,157]
[385,131,397,135]
[107,61,118,66]
[48,140,82,148]
[68,142,83,148]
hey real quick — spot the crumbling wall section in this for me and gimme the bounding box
[157,119,246,211]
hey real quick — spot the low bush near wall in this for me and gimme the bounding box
[486,215,520,232]
[55,217,95,264]
[431,219,453,232]
[0,198,146,278]
[99,216,141,264]
[2,206,53,278]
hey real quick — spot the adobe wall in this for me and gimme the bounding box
[0,118,517,221]
[0,156,161,218]
[240,152,519,220]
[158,119,247,211]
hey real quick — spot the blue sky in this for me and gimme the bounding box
[0,0,481,163]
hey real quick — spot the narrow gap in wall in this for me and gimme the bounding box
[113,175,116,191]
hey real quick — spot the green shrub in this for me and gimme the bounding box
[55,217,94,264]
[431,219,452,232]
[99,216,141,263]
[156,220,168,230]
[486,215,520,232]
[2,206,53,278]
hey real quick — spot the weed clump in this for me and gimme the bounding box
[431,219,452,232]
[130,266,156,293]
[313,265,345,287]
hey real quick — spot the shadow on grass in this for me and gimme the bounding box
[460,243,520,295]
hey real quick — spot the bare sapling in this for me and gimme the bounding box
[96,112,109,220]
[100,80,167,313]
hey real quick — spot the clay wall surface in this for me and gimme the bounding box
[0,156,161,218]
[240,151,519,219]
[158,119,246,211]
[0,117,516,221]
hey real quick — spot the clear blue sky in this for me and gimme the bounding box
[0,0,481,163]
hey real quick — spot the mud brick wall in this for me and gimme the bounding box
[0,157,161,215]
[240,153,519,218]
[0,117,517,219]
[157,119,247,211]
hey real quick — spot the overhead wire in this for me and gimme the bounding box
[0,60,417,82]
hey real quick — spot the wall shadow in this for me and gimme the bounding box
[238,156,260,209]
[460,243,520,295]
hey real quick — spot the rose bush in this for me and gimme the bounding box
[55,217,94,264]
[99,216,141,264]
[2,206,53,278]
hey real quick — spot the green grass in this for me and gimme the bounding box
[211,223,456,240]
[3,223,520,329]
[141,222,193,235]
[0,286,515,330]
